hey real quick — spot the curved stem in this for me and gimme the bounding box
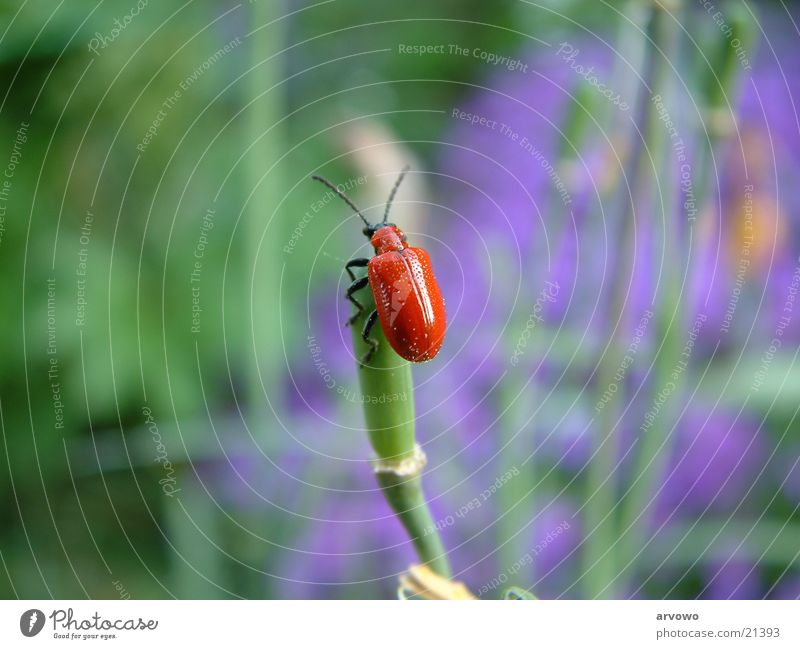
[375,467,451,578]
[348,269,452,577]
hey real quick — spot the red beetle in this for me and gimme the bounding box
[312,167,446,364]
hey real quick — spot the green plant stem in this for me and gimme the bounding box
[245,0,285,598]
[349,271,451,578]
[619,0,753,578]
[581,1,662,599]
[374,470,451,578]
[618,2,685,582]
[167,475,222,598]
[247,0,283,405]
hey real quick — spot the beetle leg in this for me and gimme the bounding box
[345,257,369,282]
[344,258,371,326]
[360,309,379,366]
[345,276,369,326]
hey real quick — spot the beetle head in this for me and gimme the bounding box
[370,224,408,254]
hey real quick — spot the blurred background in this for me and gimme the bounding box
[1,0,799,599]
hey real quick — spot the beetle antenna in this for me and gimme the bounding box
[382,165,410,224]
[311,174,373,229]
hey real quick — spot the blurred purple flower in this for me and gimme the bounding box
[530,497,582,599]
[777,445,800,502]
[655,408,766,521]
[770,574,800,600]
[701,556,761,599]
[277,470,413,599]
